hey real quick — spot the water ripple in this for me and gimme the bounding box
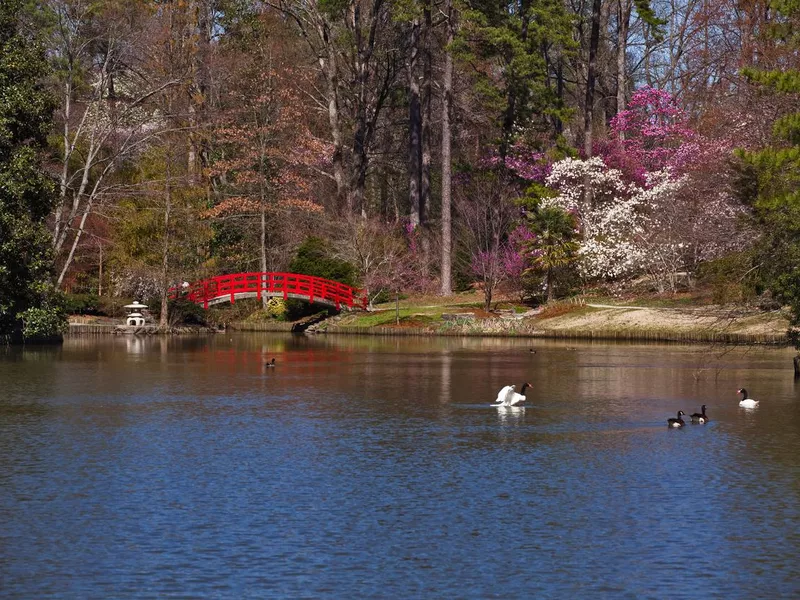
[1,337,799,598]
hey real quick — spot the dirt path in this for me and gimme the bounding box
[537,305,788,336]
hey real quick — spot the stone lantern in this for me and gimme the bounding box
[124,301,148,326]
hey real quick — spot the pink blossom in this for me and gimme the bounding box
[482,144,552,183]
[599,87,698,184]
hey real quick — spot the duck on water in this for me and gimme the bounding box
[667,411,686,428]
[690,405,709,424]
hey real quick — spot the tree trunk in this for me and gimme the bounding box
[259,119,269,309]
[260,199,268,309]
[188,0,212,184]
[319,44,347,208]
[421,1,432,226]
[56,195,93,287]
[188,101,198,184]
[584,0,602,157]
[555,56,564,135]
[347,0,381,219]
[160,158,172,329]
[643,24,655,87]
[546,267,554,302]
[616,0,630,120]
[55,78,72,249]
[349,124,369,217]
[98,243,103,296]
[408,17,422,228]
[440,0,454,296]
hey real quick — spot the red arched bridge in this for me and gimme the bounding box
[170,272,367,311]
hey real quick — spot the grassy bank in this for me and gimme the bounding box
[66,290,793,345]
[322,291,791,345]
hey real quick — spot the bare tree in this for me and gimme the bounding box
[333,216,413,306]
[455,173,519,311]
[49,0,183,287]
[270,0,400,215]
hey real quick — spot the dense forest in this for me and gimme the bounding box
[1,0,800,339]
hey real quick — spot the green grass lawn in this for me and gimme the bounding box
[340,307,446,327]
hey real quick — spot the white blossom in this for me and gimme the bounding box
[544,158,698,284]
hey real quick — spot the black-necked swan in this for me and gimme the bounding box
[690,405,709,424]
[737,388,758,408]
[266,358,276,367]
[493,383,531,407]
[667,410,686,428]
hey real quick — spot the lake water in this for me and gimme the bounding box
[1,334,799,598]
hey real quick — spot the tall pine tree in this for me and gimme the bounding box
[457,0,574,156]
[739,1,800,338]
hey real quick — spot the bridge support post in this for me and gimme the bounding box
[203,282,209,310]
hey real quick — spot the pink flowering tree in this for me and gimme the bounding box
[536,88,744,291]
[498,145,553,183]
[598,87,697,184]
[470,248,511,311]
[501,225,535,301]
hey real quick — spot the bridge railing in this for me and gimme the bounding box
[170,272,367,310]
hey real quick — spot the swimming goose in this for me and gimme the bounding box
[667,410,686,428]
[690,405,709,424]
[737,388,758,408]
[492,383,532,407]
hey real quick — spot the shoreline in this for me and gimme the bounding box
[316,325,788,345]
[65,299,793,347]
[66,320,789,346]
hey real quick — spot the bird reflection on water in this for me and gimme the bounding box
[495,404,526,426]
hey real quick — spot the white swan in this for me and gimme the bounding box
[492,383,532,407]
[737,388,759,408]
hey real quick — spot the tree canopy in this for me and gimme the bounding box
[0,0,65,341]
[1,0,799,326]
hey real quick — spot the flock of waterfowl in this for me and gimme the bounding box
[666,388,759,428]
[492,383,762,428]
[270,351,761,426]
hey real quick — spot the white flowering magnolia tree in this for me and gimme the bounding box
[543,156,736,292]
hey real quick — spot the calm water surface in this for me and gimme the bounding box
[1,334,799,598]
